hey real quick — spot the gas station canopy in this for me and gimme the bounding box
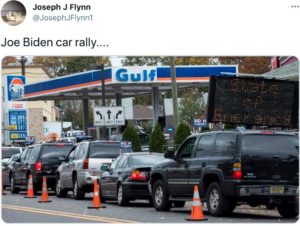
[21,65,238,101]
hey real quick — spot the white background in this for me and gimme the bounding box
[0,0,299,57]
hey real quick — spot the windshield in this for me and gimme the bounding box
[131,154,164,166]
[41,145,73,159]
[242,134,299,154]
[89,143,132,158]
[1,148,21,159]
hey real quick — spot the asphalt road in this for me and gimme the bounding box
[1,190,298,223]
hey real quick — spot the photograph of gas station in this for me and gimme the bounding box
[1,56,299,223]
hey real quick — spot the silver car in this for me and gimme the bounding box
[55,141,132,199]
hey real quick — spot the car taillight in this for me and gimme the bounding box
[34,161,42,171]
[129,170,147,181]
[233,162,242,180]
[82,159,89,169]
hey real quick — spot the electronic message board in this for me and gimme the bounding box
[207,76,298,128]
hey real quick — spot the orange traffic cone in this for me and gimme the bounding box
[186,185,207,221]
[24,175,36,198]
[38,176,52,203]
[88,179,106,209]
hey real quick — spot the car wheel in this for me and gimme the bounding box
[117,184,129,206]
[152,180,172,211]
[56,176,68,198]
[277,203,298,218]
[10,176,19,194]
[173,201,185,208]
[73,177,85,200]
[265,203,276,210]
[206,182,232,216]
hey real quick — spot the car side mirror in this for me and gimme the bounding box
[15,157,21,163]
[164,150,175,159]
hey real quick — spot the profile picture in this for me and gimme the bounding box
[1,1,26,26]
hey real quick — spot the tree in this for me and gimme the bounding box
[174,123,191,145]
[218,57,270,74]
[33,56,111,77]
[149,124,166,153]
[179,88,206,128]
[122,126,142,152]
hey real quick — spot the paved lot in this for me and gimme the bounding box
[1,190,298,223]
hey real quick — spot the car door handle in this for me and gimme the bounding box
[117,171,121,175]
[202,162,206,167]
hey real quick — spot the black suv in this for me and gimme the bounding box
[149,130,299,218]
[10,143,73,194]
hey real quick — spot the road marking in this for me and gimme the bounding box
[2,204,138,223]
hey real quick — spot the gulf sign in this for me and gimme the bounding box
[7,75,26,101]
[112,67,157,83]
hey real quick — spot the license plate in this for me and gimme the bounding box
[270,186,284,194]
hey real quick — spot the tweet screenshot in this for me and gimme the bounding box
[0,0,299,224]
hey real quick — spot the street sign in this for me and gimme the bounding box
[94,106,125,126]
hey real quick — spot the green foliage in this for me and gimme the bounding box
[175,123,191,145]
[33,56,111,77]
[149,124,166,153]
[179,88,207,128]
[122,126,142,152]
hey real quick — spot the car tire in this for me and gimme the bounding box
[152,180,172,211]
[265,203,276,210]
[206,182,233,216]
[55,176,68,198]
[117,184,129,206]
[277,203,298,218]
[173,201,185,208]
[10,175,19,194]
[73,177,85,200]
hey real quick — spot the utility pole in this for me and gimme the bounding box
[170,57,179,130]
[19,56,27,75]
[101,64,106,107]
[100,64,107,139]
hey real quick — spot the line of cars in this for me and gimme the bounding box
[2,129,299,219]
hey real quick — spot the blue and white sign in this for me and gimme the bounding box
[7,75,26,101]
[120,141,132,148]
[112,67,157,83]
[9,131,27,141]
[8,110,27,131]
[193,118,207,128]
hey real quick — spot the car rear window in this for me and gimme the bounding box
[242,134,299,154]
[89,144,132,158]
[131,154,164,166]
[2,148,21,159]
[41,145,73,159]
